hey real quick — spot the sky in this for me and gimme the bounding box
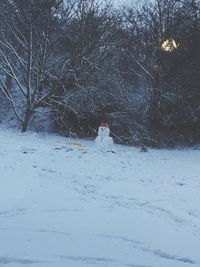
[113,0,151,8]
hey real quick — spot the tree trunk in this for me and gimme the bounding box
[22,108,32,133]
[150,63,161,128]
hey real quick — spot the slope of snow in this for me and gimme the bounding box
[0,128,200,267]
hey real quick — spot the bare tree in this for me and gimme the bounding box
[0,0,76,132]
[52,0,121,128]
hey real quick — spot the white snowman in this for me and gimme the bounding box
[95,122,113,147]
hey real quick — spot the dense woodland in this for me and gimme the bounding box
[0,0,200,147]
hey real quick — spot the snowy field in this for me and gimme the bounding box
[0,128,200,267]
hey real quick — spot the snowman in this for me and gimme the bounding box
[95,122,113,147]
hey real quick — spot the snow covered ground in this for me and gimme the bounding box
[0,128,200,267]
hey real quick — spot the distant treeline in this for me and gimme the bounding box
[0,0,200,147]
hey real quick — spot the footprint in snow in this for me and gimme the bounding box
[176,182,185,186]
[0,208,27,218]
[22,148,37,154]
[42,168,56,174]
[0,257,42,265]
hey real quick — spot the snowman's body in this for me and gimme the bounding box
[95,125,113,147]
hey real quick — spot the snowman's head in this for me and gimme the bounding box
[98,125,110,137]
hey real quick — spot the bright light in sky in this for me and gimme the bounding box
[161,39,178,52]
